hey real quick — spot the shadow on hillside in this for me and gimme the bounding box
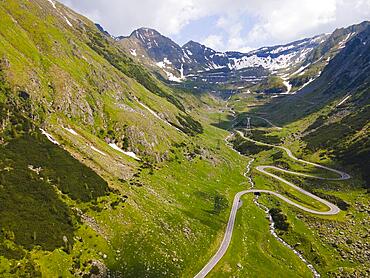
[210,114,236,131]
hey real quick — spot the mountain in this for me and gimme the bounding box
[95,23,111,37]
[118,28,328,91]
[286,21,370,94]
[117,23,369,97]
[117,28,189,82]
[182,40,229,70]
[118,28,328,74]
[226,35,327,71]
[252,22,370,183]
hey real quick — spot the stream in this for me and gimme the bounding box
[245,159,321,278]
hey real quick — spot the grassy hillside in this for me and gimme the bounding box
[0,1,369,277]
[0,74,112,276]
[0,0,203,158]
[247,25,370,185]
[213,115,370,277]
[0,1,303,277]
[0,0,224,276]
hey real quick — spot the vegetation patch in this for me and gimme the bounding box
[231,133,272,155]
[312,191,350,211]
[86,29,185,111]
[0,79,109,252]
[250,130,281,144]
[269,208,290,231]
[173,114,203,136]
[253,76,286,94]
[211,194,229,215]
[303,106,370,185]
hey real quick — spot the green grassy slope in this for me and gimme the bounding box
[210,114,370,277]
[0,0,202,158]
[0,1,369,277]
[0,1,307,277]
[247,25,370,185]
[0,77,113,276]
[0,0,219,276]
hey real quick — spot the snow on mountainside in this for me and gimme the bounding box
[286,21,370,94]
[182,41,229,71]
[115,22,369,91]
[129,28,190,69]
[118,28,328,80]
[226,35,328,71]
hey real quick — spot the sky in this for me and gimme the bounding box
[59,0,370,52]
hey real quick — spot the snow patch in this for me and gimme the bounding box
[64,16,73,27]
[183,50,191,61]
[282,80,292,94]
[336,95,351,107]
[269,44,296,54]
[214,52,226,57]
[123,151,141,161]
[130,49,137,56]
[63,127,78,136]
[338,32,355,49]
[137,100,162,121]
[207,61,226,70]
[156,58,172,69]
[40,129,59,145]
[47,0,56,9]
[163,70,182,82]
[298,78,315,90]
[163,58,172,65]
[291,64,310,76]
[137,100,181,132]
[229,51,305,71]
[180,63,184,79]
[90,146,107,156]
[109,143,140,161]
[156,61,166,69]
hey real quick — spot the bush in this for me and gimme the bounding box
[231,134,271,155]
[269,208,290,231]
[212,194,228,215]
[170,114,203,136]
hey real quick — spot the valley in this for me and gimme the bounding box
[0,0,369,277]
[195,120,349,277]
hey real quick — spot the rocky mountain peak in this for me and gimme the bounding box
[183,40,217,57]
[131,27,162,41]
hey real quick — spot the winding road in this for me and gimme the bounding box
[194,123,350,278]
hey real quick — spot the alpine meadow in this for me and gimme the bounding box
[0,0,369,277]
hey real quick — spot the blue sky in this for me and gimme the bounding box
[171,14,257,51]
[172,16,226,46]
[59,0,370,52]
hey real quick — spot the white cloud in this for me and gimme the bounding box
[59,0,229,35]
[244,0,370,47]
[215,14,247,51]
[202,35,224,51]
[59,0,370,50]
[244,0,338,45]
